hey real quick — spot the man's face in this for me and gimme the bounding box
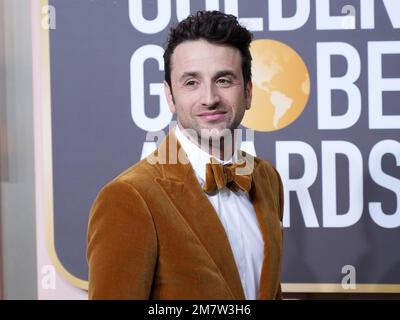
[164,39,252,140]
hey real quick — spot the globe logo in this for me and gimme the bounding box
[242,39,310,132]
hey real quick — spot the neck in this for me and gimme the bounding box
[204,135,235,161]
[178,124,237,161]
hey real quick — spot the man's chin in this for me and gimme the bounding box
[198,127,233,141]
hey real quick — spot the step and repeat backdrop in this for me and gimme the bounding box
[33,0,399,298]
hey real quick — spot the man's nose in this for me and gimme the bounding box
[201,83,221,107]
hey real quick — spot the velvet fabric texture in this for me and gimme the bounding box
[203,158,252,195]
[87,131,284,299]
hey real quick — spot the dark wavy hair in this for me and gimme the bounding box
[163,10,253,89]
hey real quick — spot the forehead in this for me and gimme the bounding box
[170,39,242,77]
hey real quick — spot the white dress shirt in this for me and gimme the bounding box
[174,125,264,300]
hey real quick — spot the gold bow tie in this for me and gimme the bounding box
[203,158,252,195]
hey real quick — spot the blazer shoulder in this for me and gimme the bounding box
[254,156,284,221]
[112,154,163,187]
[254,156,281,180]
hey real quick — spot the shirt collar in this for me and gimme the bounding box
[174,125,234,182]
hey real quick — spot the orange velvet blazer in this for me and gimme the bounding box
[87,131,284,299]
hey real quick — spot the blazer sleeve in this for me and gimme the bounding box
[87,180,157,299]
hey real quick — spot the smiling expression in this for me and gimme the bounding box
[164,39,252,141]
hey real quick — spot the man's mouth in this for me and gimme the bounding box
[197,110,227,121]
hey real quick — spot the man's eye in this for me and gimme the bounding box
[185,80,197,86]
[217,78,232,86]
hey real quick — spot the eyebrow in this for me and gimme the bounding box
[179,71,200,83]
[178,70,239,83]
[214,70,238,80]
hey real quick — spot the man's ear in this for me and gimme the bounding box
[164,81,176,113]
[245,80,253,110]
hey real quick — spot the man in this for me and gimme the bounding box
[87,10,284,300]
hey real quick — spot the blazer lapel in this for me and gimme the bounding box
[152,131,246,300]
